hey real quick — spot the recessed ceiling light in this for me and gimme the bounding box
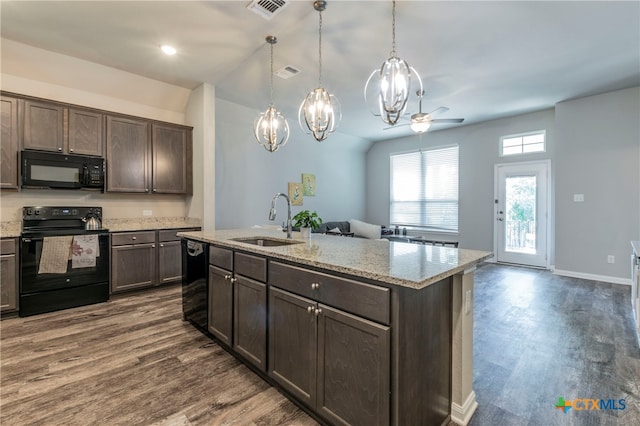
[161,45,176,56]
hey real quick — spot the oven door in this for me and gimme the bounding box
[20,232,110,294]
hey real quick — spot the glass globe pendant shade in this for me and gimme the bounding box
[298,87,341,142]
[378,56,411,125]
[254,105,290,152]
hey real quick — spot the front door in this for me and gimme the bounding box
[494,161,549,268]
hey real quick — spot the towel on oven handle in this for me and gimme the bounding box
[71,235,99,269]
[38,236,73,274]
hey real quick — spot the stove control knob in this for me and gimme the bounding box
[26,208,33,215]
[35,210,40,215]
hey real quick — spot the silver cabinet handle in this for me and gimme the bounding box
[151,244,155,248]
[145,188,149,192]
[224,274,231,280]
[160,243,164,247]
[153,188,157,192]
[307,306,313,314]
[311,282,319,290]
[132,236,136,240]
[314,308,322,316]
[69,148,74,152]
[230,277,237,284]
[57,147,62,151]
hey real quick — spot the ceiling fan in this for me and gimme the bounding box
[385,91,464,133]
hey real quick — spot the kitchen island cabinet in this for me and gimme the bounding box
[208,246,233,345]
[180,229,491,426]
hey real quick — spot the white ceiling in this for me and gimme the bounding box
[1,1,639,142]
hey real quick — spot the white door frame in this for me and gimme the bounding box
[493,160,551,268]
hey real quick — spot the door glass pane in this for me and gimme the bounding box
[505,176,536,254]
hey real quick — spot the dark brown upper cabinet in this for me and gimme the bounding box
[152,124,191,194]
[23,100,104,157]
[106,115,150,193]
[106,117,192,195]
[1,96,20,189]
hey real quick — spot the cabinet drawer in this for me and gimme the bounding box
[111,231,156,246]
[269,261,390,325]
[235,252,267,282]
[158,229,183,242]
[210,246,233,270]
[1,239,16,255]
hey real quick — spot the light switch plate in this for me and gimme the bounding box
[573,194,585,202]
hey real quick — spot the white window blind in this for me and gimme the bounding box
[390,146,459,232]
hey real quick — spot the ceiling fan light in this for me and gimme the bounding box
[411,120,431,133]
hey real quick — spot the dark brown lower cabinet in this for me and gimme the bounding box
[269,286,390,426]
[158,240,181,284]
[233,275,266,370]
[111,243,156,292]
[208,265,233,346]
[0,238,19,313]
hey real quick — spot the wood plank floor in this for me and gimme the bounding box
[1,264,639,425]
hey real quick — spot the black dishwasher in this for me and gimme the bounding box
[181,239,209,334]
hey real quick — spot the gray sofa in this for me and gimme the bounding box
[312,220,351,234]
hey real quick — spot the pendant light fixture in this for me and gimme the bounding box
[254,35,290,152]
[298,0,341,142]
[364,0,422,126]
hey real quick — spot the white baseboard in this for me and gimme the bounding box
[451,391,478,426]
[553,269,631,286]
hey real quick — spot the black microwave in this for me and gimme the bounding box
[21,150,105,191]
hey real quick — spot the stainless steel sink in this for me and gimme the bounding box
[230,236,304,247]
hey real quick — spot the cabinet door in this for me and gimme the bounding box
[208,265,233,346]
[106,116,149,193]
[268,287,317,408]
[0,96,19,189]
[158,240,181,284]
[111,243,156,293]
[23,100,65,152]
[0,254,17,312]
[68,108,104,156]
[234,275,266,371]
[317,304,390,426]
[152,124,190,194]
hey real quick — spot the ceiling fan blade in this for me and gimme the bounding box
[383,123,411,130]
[431,118,465,124]
[429,106,449,116]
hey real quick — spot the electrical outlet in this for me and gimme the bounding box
[143,210,152,216]
[607,255,615,264]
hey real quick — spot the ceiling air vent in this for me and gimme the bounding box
[247,0,289,20]
[275,65,301,79]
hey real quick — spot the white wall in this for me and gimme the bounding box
[0,39,198,222]
[366,109,556,254]
[555,87,640,282]
[215,98,370,229]
[366,87,640,282]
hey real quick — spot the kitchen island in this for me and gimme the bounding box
[179,228,492,426]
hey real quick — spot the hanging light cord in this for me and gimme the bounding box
[318,10,323,86]
[269,41,274,106]
[391,0,396,57]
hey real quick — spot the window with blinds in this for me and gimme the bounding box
[390,145,459,232]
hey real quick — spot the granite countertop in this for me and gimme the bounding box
[102,217,201,232]
[0,221,21,238]
[0,217,202,237]
[178,228,492,290]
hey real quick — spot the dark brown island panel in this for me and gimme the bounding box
[179,229,491,426]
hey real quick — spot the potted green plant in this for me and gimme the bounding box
[292,210,322,238]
